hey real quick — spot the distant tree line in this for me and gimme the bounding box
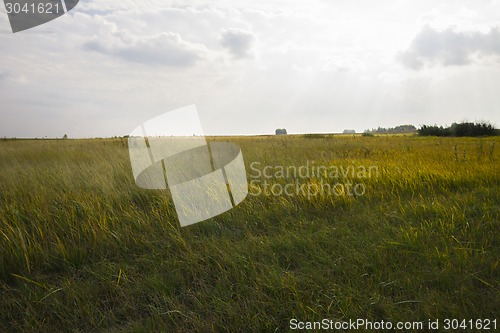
[364,125,417,134]
[418,122,499,137]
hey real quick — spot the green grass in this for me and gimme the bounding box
[0,136,499,332]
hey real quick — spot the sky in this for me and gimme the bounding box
[1,0,499,137]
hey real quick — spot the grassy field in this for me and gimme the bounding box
[0,135,499,332]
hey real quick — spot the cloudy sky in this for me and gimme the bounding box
[1,0,499,137]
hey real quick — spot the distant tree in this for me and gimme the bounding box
[365,125,417,134]
[418,122,497,137]
[275,128,287,135]
[390,125,416,133]
[343,129,356,134]
[418,125,450,136]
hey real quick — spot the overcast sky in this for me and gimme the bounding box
[1,0,499,137]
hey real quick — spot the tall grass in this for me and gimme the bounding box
[0,136,499,331]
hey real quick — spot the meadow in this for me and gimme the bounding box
[0,135,499,332]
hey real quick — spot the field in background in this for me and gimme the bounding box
[1,135,499,331]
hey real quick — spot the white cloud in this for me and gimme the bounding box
[0,70,8,81]
[84,31,211,67]
[320,56,365,73]
[398,25,500,69]
[219,28,256,59]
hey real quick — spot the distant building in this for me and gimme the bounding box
[343,129,356,134]
[275,128,287,135]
